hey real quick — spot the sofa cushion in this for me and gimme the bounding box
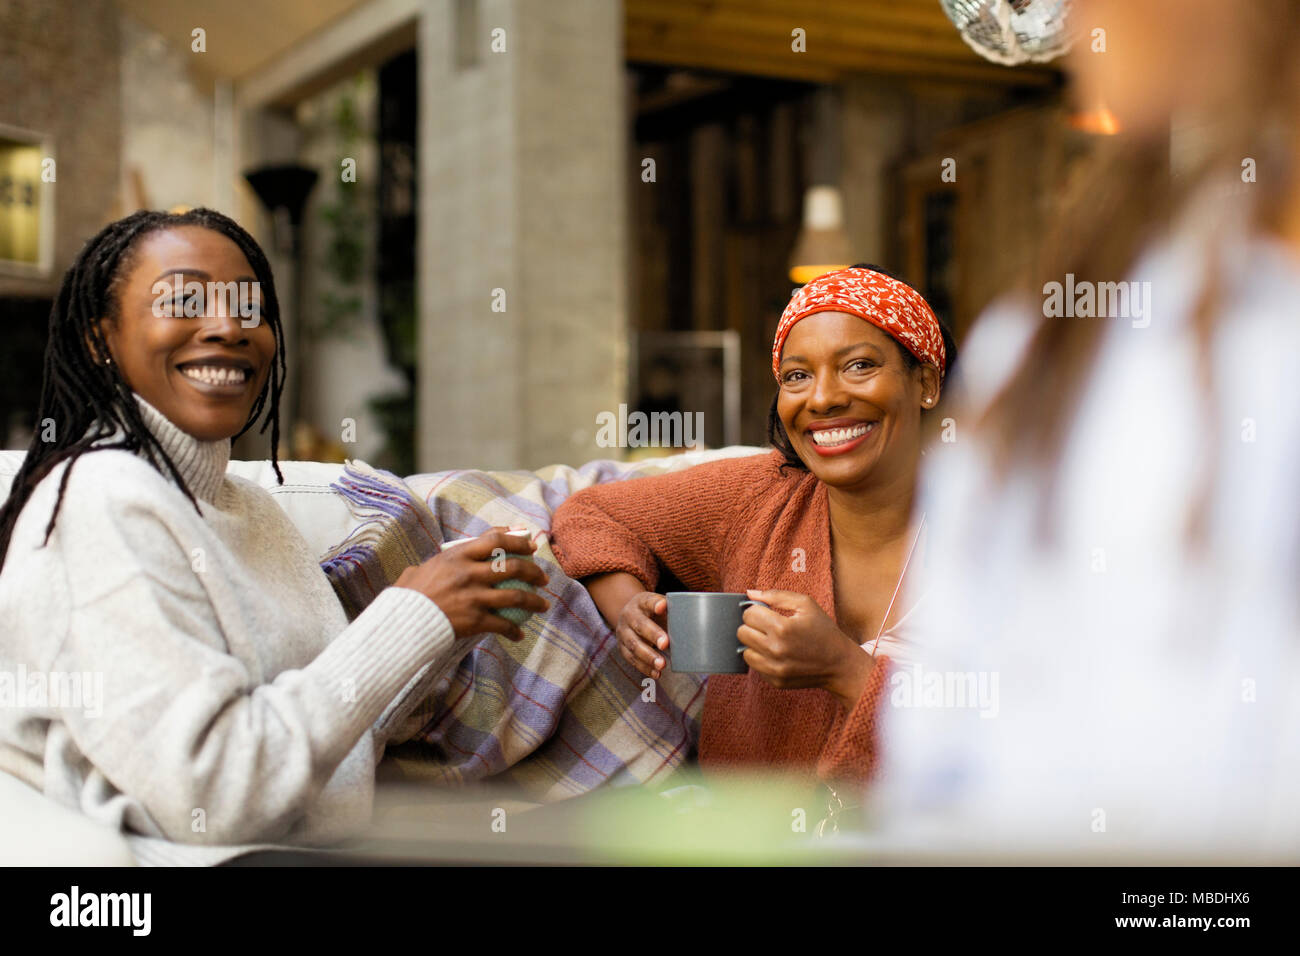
[2,452,357,562]
[0,758,135,865]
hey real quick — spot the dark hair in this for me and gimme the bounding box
[0,207,285,573]
[767,262,957,472]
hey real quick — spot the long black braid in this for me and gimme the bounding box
[0,208,286,573]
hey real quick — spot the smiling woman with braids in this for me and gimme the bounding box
[550,264,955,807]
[0,208,548,865]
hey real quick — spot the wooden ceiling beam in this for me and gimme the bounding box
[625,4,981,62]
[672,0,960,33]
[626,23,1058,87]
[627,38,838,84]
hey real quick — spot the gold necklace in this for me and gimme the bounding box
[816,514,927,839]
[866,513,926,658]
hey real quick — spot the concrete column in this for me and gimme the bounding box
[418,0,627,471]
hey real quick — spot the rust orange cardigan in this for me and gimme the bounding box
[550,450,891,784]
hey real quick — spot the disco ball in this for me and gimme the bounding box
[938,0,1076,66]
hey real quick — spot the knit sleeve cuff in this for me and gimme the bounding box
[307,585,456,733]
[549,521,660,591]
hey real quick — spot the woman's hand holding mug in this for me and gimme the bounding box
[615,591,670,680]
[394,527,550,641]
[739,589,875,710]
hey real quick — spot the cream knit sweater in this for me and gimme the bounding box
[0,393,456,865]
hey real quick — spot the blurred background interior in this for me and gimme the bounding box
[0,0,1106,474]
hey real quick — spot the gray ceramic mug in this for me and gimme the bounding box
[665,592,767,674]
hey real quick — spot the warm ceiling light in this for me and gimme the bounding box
[789,185,852,284]
[1070,105,1121,135]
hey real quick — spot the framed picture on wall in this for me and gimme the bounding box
[0,123,54,278]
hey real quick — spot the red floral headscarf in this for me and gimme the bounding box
[772,267,946,381]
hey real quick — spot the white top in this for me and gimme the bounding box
[875,211,1300,859]
[0,393,456,865]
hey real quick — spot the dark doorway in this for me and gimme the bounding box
[1,296,52,448]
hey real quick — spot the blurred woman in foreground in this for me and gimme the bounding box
[877,0,1300,856]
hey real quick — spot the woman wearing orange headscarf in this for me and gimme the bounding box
[551,265,954,796]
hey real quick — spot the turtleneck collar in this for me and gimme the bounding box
[103,393,232,505]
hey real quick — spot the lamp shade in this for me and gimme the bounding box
[789,185,852,284]
[243,165,319,227]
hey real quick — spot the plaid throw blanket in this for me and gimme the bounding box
[319,452,759,801]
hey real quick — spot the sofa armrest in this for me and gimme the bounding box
[0,771,136,866]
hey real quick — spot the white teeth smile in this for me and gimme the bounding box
[810,423,873,447]
[180,365,250,387]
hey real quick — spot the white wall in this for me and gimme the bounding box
[120,14,218,213]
